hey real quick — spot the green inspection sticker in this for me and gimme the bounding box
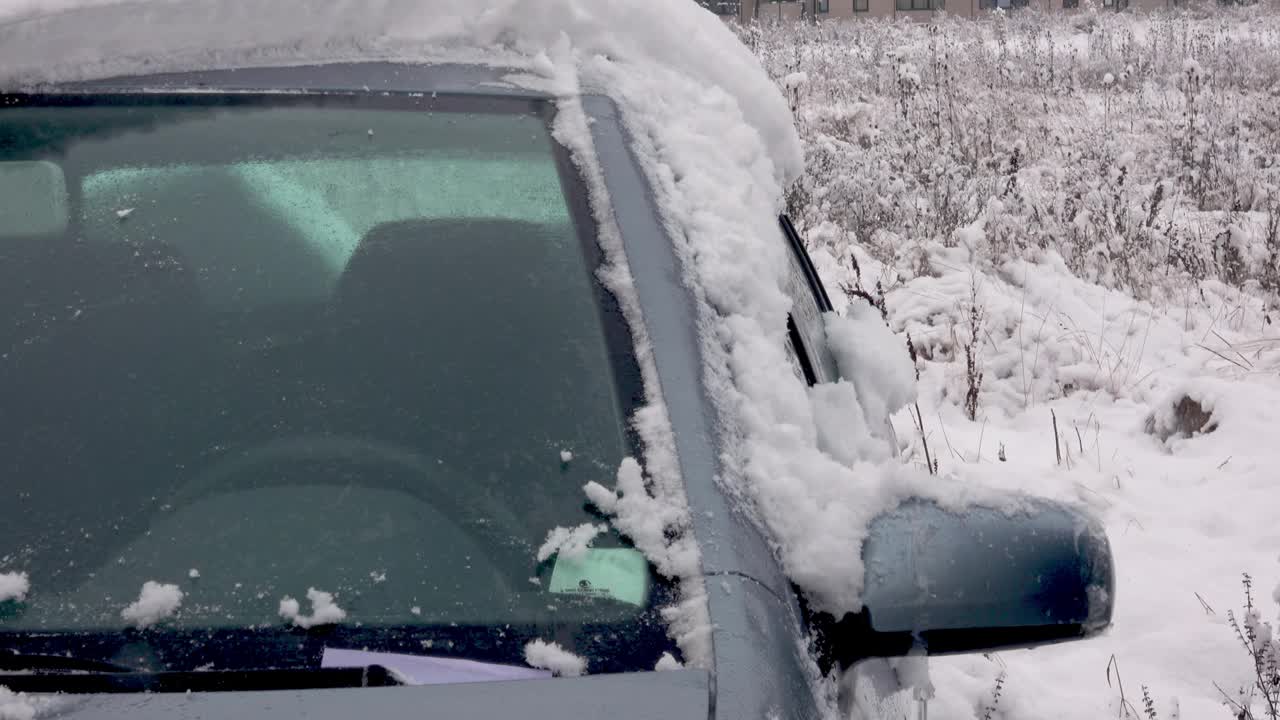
[549,548,650,607]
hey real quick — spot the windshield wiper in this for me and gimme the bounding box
[0,664,405,694]
[0,650,137,674]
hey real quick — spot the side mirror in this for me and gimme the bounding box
[816,498,1114,670]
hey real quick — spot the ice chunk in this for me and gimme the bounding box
[654,652,682,671]
[121,581,183,628]
[279,587,346,628]
[0,572,29,603]
[278,596,300,620]
[523,639,586,677]
[536,523,604,563]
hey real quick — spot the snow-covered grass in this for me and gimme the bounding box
[751,6,1280,300]
[751,7,1280,719]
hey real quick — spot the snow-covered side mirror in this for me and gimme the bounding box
[817,498,1114,669]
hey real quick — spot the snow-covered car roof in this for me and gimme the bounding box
[0,0,803,184]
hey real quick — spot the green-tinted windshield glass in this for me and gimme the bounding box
[0,94,664,676]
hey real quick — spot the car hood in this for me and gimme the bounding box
[37,670,710,719]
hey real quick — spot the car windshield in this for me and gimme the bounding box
[0,91,671,679]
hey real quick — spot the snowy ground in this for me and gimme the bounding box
[752,7,1280,719]
[889,251,1280,720]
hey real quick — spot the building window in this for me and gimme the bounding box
[817,0,829,10]
[1062,0,1079,7]
[854,0,868,10]
[896,0,941,9]
[701,0,740,13]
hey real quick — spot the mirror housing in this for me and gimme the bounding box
[814,498,1114,670]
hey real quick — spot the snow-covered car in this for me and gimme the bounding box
[0,3,1113,719]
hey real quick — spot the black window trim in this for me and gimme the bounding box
[786,316,819,386]
[778,215,834,388]
[778,215,833,313]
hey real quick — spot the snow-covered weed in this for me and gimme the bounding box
[981,670,1007,720]
[1222,574,1280,720]
[749,7,1280,305]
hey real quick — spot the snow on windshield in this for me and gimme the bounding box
[548,96,714,667]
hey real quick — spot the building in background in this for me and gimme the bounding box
[712,0,1217,21]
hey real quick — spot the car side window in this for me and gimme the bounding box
[778,215,838,386]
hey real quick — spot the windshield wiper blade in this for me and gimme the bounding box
[0,651,137,674]
[0,664,406,694]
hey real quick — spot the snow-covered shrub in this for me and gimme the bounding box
[747,6,1280,302]
[1222,574,1280,720]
